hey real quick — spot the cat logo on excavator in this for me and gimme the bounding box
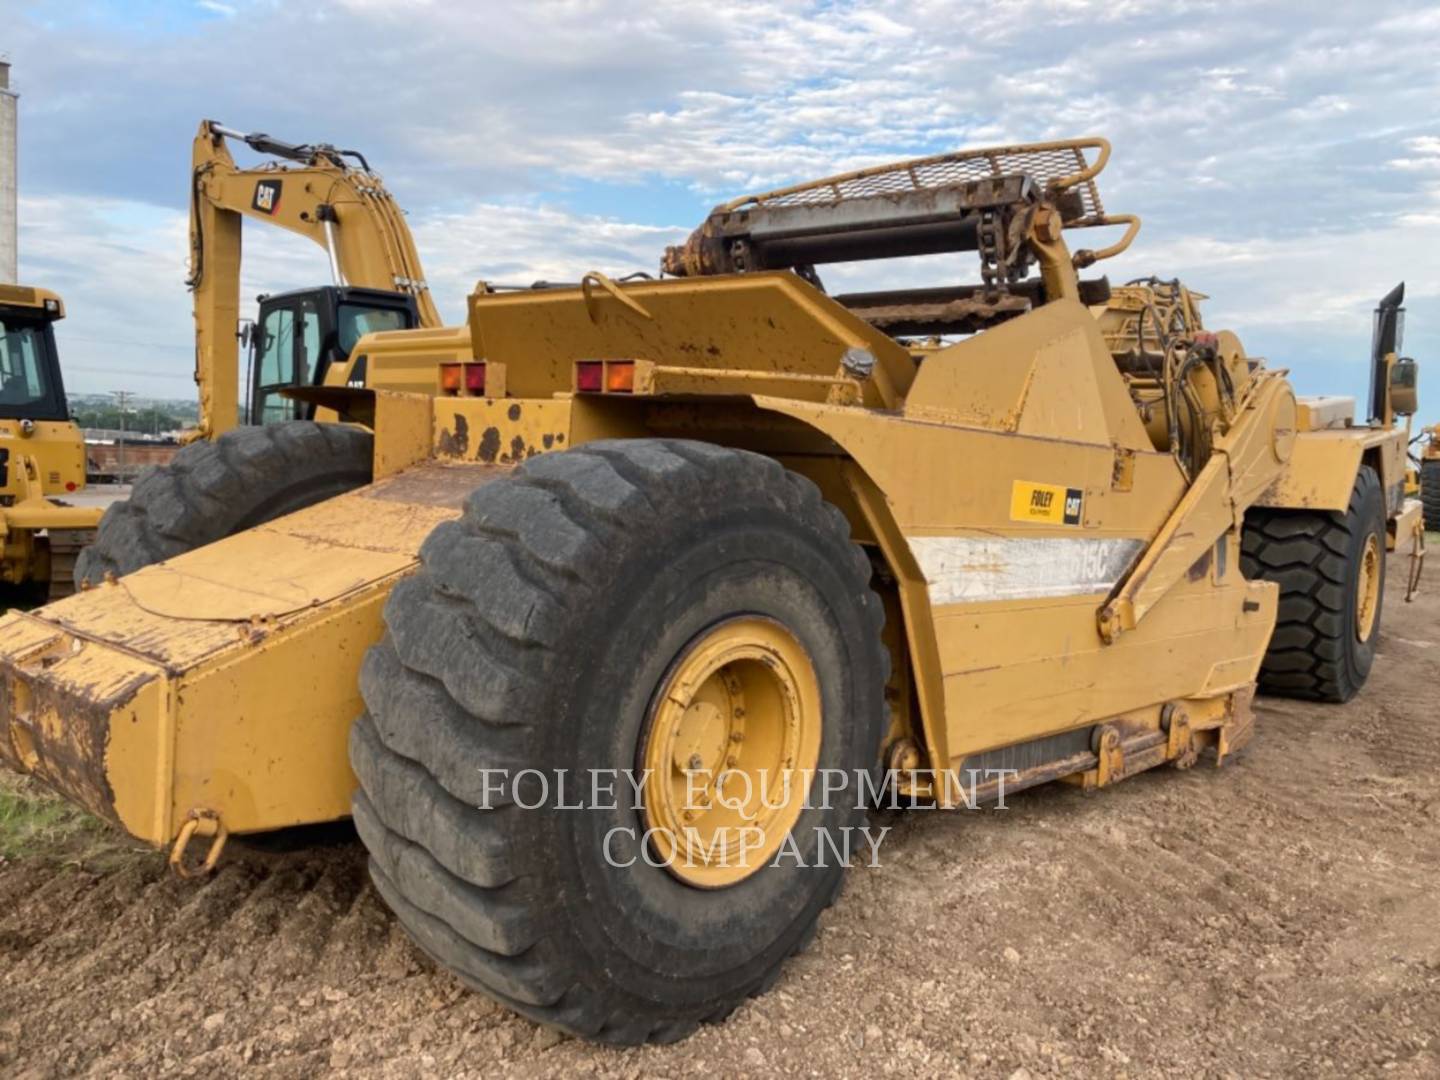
[251,178,281,214]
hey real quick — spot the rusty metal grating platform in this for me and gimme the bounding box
[730,138,1109,223]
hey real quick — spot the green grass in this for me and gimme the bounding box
[0,768,148,869]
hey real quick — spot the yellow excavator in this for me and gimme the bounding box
[187,120,468,439]
[0,284,102,599]
[69,123,475,586]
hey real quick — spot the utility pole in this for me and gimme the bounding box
[0,60,18,284]
[111,390,132,482]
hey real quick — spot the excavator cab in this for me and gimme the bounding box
[245,285,417,424]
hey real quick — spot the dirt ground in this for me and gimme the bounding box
[1,571,1437,1079]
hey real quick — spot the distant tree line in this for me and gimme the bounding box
[71,406,189,434]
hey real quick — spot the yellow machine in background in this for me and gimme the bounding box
[1418,424,1440,531]
[0,284,102,599]
[187,120,468,438]
[1,137,1424,1042]
[67,123,476,584]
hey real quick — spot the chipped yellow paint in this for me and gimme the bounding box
[1257,426,1406,512]
[432,396,579,465]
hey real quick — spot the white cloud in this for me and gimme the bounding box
[18,193,686,399]
[1389,135,1440,172]
[3,0,1437,428]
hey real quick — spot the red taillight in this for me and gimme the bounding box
[606,361,635,393]
[465,362,486,394]
[440,363,462,393]
[576,361,603,392]
[65,481,77,492]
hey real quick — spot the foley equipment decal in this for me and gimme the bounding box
[1011,480,1083,526]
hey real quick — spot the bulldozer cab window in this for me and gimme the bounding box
[337,303,409,356]
[0,313,67,421]
[254,298,320,424]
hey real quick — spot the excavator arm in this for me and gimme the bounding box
[188,120,441,438]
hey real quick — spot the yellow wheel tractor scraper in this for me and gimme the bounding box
[0,138,1424,1042]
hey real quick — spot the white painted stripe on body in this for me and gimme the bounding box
[906,535,1146,606]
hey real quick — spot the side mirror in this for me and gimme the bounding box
[1390,357,1418,416]
[237,319,254,349]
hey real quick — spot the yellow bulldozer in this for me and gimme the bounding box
[0,137,1424,1043]
[0,284,102,600]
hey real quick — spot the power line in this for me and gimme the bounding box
[111,390,132,478]
[66,364,189,378]
[63,333,192,352]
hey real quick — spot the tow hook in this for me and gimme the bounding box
[168,809,229,879]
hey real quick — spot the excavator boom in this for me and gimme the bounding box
[188,120,441,438]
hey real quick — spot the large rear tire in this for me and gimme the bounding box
[1422,459,1440,533]
[350,439,887,1043]
[74,422,373,587]
[1241,465,1387,703]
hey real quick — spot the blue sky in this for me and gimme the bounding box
[1,0,1437,431]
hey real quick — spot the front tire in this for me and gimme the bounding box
[75,422,373,587]
[1422,459,1440,533]
[350,439,887,1042]
[1242,465,1387,703]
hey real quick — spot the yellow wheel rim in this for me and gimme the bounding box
[1355,533,1381,642]
[641,617,822,888]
